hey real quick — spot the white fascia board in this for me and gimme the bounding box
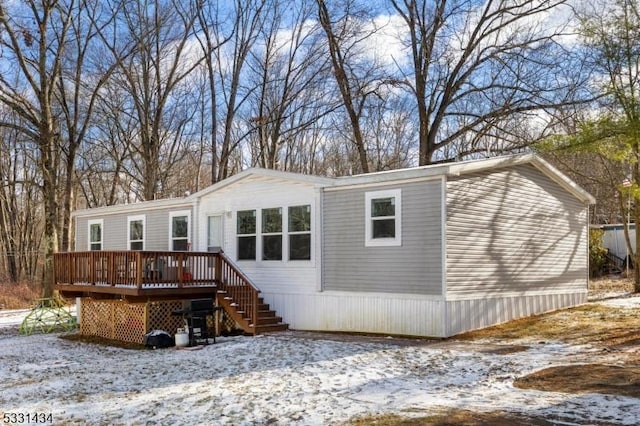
[72,198,193,218]
[444,153,536,176]
[445,153,596,205]
[188,167,336,200]
[331,154,534,188]
[528,155,597,205]
[329,153,594,205]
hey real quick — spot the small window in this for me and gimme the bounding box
[88,219,103,251]
[262,208,282,260]
[170,211,190,251]
[365,189,401,247]
[288,205,311,260]
[237,210,256,260]
[128,215,145,250]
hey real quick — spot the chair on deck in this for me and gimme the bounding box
[145,257,165,280]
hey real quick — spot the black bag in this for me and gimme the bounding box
[143,330,175,348]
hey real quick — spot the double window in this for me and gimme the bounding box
[237,205,311,261]
[365,189,402,247]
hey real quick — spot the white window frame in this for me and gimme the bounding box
[127,215,146,251]
[236,209,257,261]
[169,210,191,251]
[261,207,283,261]
[287,204,312,261]
[88,219,103,251]
[365,189,402,247]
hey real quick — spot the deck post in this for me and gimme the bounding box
[177,253,183,288]
[68,254,73,285]
[136,252,143,289]
[108,252,114,286]
[89,252,95,285]
[215,253,222,287]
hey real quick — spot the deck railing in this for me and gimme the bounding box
[54,251,219,289]
[54,250,260,326]
[215,251,260,328]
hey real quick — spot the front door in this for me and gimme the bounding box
[207,215,223,252]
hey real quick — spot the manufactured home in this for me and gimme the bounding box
[55,154,594,340]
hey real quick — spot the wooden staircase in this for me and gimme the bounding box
[604,250,626,275]
[214,251,288,335]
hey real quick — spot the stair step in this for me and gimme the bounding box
[256,316,283,325]
[254,323,288,333]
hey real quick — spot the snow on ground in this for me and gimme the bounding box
[600,295,640,309]
[1,300,639,425]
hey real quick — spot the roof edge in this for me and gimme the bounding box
[72,197,193,218]
[187,167,335,200]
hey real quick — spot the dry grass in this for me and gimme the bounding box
[453,276,640,348]
[454,303,640,348]
[589,275,636,296]
[0,282,41,309]
[514,364,640,398]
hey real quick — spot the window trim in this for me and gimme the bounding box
[365,189,402,247]
[169,210,191,251]
[88,219,103,251]
[127,215,146,251]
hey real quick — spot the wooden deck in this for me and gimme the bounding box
[53,250,288,334]
[54,251,220,299]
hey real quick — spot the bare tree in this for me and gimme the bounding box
[55,0,130,250]
[0,0,77,295]
[0,110,43,282]
[389,0,585,164]
[96,0,205,201]
[212,0,267,181]
[316,0,389,174]
[75,81,138,207]
[246,0,331,170]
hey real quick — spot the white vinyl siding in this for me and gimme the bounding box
[195,175,319,295]
[445,165,588,298]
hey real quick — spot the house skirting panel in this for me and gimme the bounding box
[264,292,446,338]
[445,291,588,336]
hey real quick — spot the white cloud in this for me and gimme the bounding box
[361,14,412,68]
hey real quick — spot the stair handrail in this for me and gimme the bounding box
[215,250,260,328]
[605,249,626,270]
